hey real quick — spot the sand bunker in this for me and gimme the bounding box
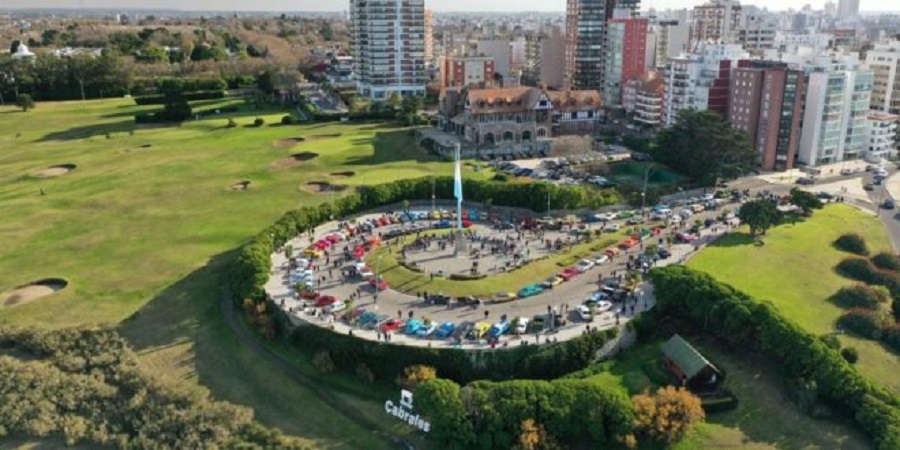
[272,152,319,169]
[330,171,356,178]
[33,164,76,178]
[304,181,348,193]
[230,180,251,191]
[1,278,68,307]
[272,137,306,148]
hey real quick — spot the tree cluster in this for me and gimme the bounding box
[738,198,781,236]
[0,326,309,449]
[0,53,131,102]
[832,245,900,352]
[632,386,705,444]
[415,378,634,449]
[651,109,757,186]
[645,266,900,450]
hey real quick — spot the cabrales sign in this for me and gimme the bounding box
[384,389,431,433]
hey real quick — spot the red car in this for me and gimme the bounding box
[618,239,639,249]
[370,277,390,291]
[300,290,318,300]
[676,232,697,243]
[380,318,406,333]
[378,217,390,226]
[314,295,338,307]
[558,267,580,281]
[462,219,473,228]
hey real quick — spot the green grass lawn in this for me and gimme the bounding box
[581,338,870,449]
[688,204,900,395]
[0,98,484,447]
[365,230,627,297]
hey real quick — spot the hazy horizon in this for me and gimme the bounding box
[4,0,899,13]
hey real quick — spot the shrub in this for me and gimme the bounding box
[882,326,900,352]
[134,90,225,105]
[841,347,859,364]
[492,172,510,182]
[281,115,296,125]
[831,285,890,309]
[632,386,705,444]
[355,363,375,384]
[312,350,335,373]
[837,258,879,283]
[253,117,265,127]
[448,273,487,281]
[835,233,870,256]
[837,309,886,339]
[873,252,900,271]
[396,364,437,388]
[226,118,237,128]
[820,334,842,350]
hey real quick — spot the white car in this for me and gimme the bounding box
[594,254,610,265]
[516,317,529,334]
[679,209,693,218]
[669,215,682,224]
[593,300,614,313]
[576,305,593,322]
[604,223,621,232]
[575,259,595,272]
[326,301,347,314]
[595,212,618,222]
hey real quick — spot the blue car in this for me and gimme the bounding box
[435,219,453,229]
[518,284,545,298]
[489,321,510,338]
[434,321,456,339]
[405,319,423,335]
[416,322,438,338]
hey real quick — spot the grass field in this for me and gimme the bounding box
[366,230,627,297]
[688,204,900,395]
[582,338,870,449]
[0,98,485,448]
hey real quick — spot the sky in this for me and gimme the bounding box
[4,0,898,12]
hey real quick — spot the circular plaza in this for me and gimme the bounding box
[261,200,733,350]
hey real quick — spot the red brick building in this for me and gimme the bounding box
[438,55,496,89]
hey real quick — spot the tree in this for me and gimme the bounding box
[632,386,705,444]
[396,364,436,388]
[513,419,562,450]
[10,39,20,54]
[789,188,823,216]
[16,93,34,111]
[653,109,757,186]
[387,92,402,110]
[738,199,781,237]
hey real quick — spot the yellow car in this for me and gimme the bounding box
[493,292,517,303]
[541,276,564,288]
[467,322,491,340]
[304,248,324,258]
[429,210,441,220]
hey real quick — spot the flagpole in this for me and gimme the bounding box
[454,143,466,256]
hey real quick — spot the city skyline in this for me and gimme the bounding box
[3,0,899,13]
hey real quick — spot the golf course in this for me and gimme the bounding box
[0,97,489,448]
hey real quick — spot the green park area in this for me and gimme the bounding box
[0,97,492,448]
[607,161,685,188]
[689,204,900,395]
[366,230,627,297]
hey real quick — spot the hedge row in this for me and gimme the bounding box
[646,266,900,450]
[134,90,226,105]
[228,177,620,302]
[287,322,617,384]
[415,378,634,449]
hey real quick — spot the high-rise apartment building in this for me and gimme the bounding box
[738,11,776,52]
[662,43,748,125]
[837,0,860,18]
[728,61,806,170]
[654,20,690,69]
[867,112,899,161]
[603,17,649,105]
[866,41,900,115]
[566,0,608,90]
[691,0,742,47]
[424,9,434,67]
[796,54,873,166]
[349,0,427,99]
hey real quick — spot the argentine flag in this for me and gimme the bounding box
[454,158,463,202]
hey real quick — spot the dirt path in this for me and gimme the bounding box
[218,291,396,447]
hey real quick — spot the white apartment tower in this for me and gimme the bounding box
[866,41,900,115]
[691,0,742,48]
[350,0,427,100]
[797,54,873,166]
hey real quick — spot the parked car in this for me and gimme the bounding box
[493,292,517,303]
[658,247,672,259]
[428,293,451,305]
[416,322,438,338]
[380,319,406,333]
[314,295,338,307]
[593,254,610,265]
[604,223,621,232]
[518,284,545,297]
[452,321,474,340]
[585,291,610,304]
[817,191,835,200]
[576,305,593,322]
[369,277,390,291]
[882,199,896,210]
[404,319,424,335]
[557,268,580,281]
[365,314,391,330]
[541,276,564,289]
[467,322,491,340]
[795,177,816,185]
[489,321,511,338]
[593,300,614,313]
[434,321,456,339]
[528,315,547,333]
[864,183,876,191]
[575,259,596,272]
